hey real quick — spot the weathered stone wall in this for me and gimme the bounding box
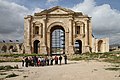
[0,42,24,53]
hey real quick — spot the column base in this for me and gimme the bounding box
[83,46,91,53]
[68,45,74,55]
[40,46,47,55]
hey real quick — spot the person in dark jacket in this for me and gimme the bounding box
[64,55,67,64]
[25,57,29,67]
[22,57,25,67]
[50,56,54,65]
[59,55,62,65]
[54,55,58,65]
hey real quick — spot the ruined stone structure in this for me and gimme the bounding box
[0,42,24,53]
[24,6,109,55]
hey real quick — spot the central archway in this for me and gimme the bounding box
[50,25,65,55]
[33,40,40,54]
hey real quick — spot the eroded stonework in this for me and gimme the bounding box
[24,6,109,55]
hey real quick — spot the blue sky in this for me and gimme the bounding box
[0,0,120,44]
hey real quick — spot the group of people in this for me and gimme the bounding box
[22,55,67,67]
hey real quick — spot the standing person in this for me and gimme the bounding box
[59,55,62,65]
[33,56,37,66]
[50,56,54,65]
[22,57,25,67]
[46,56,50,66]
[54,55,58,65]
[25,57,29,67]
[38,57,41,66]
[64,55,67,64]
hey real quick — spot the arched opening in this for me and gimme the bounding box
[74,40,82,54]
[98,40,103,52]
[33,40,40,54]
[35,26,39,35]
[1,45,7,52]
[50,25,65,55]
[9,45,13,53]
[76,26,80,34]
[12,46,18,52]
[9,45,13,50]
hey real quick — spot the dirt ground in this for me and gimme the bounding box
[0,60,120,80]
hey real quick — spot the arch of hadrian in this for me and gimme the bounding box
[24,6,109,55]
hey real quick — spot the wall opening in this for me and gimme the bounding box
[74,40,82,54]
[50,25,65,55]
[1,45,7,52]
[98,40,103,52]
[33,40,40,54]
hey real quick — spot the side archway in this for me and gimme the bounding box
[33,40,40,54]
[74,40,82,54]
[98,40,103,52]
[1,45,7,52]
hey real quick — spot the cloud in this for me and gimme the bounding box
[47,0,59,3]
[0,0,30,42]
[72,0,120,44]
[32,8,43,15]
[0,0,44,42]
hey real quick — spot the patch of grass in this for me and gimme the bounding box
[0,65,18,71]
[0,53,46,58]
[0,73,7,75]
[68,51,120,63]
[111,65,120,67]
[5,73,18,78]
[105,68,120,71]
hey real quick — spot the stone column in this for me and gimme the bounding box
[24,16,32,53]
[41,18,47,54]
[83,19,90,53]
[47,32,50,55]
[39,25,41,36]
[73,22,76,37]
[88,18,92,47]
[68,18,74,55]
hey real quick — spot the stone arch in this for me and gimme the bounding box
[98,40,103,52]
[9,45,13,50]
[12,45,18,52]
[47,22,68,33]
[33,40,40,54]
[47,22,68,55]
[1,45,7,52]
[74,39,82,54]
[50,25,65,55]
[34,26,39,34]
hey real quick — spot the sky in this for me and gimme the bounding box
[0,0,120,44]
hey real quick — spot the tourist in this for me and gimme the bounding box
[38,57,41,66]
[64,55,67,64]
[25,57,29,67]
[59,55,62,65]
[50,56,54,65]
[38,59,41,66]
[54,55,58,65]
[33,56,38,66]
[46,56,50,66]
[22,57,25,67]
[41,57,45,66]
